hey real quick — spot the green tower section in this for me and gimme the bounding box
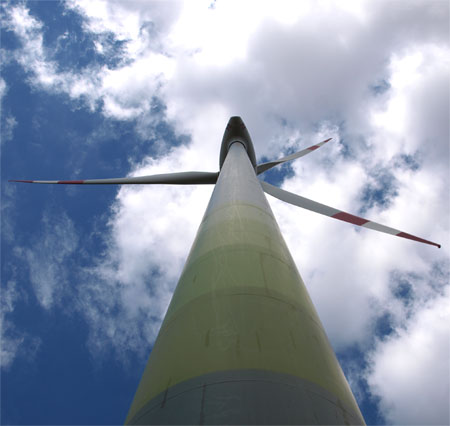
[126,143,365,425]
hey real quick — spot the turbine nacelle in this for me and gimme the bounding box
[219,116,257,169]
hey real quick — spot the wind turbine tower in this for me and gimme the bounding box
[11,117,440,425]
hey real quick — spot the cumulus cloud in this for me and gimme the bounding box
[367,286,449,425]
[162,0,449,157]
[67,0,182,47]
[2,3,103,109]
[2,2,176,121]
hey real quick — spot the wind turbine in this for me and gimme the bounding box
[11,117,440,425]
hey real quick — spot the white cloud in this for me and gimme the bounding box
[100,52,174,120]
[370,45,450,166]
[1,280,25,369]
[1,184,42,369]
[2,4,103,110]
[2,3,174,119]
[67,0,182,48]
[367,287,450,425]
[0,77,7,103]
[0,280,41,370]
[19,212,78,310]
[158,0,449,163]
[1,115,17,143]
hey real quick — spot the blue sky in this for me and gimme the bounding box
[1,1,449,425]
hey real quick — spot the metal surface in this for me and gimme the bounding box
[256,138,332,175]
[125,142,365,425]
[219,116,257,169]
[128,369,363,425]
[261,180,441,248]
[8,171,219,185]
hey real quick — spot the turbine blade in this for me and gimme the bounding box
[261,180,441,248]
[9,171,219,185]
[256,138,332,175]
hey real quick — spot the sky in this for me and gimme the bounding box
[1,0,449,424]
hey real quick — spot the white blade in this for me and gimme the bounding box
[9,171,219,185]
[256,138,332,175]
[261,180,441,248]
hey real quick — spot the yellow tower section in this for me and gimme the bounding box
[126,142,365,425]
